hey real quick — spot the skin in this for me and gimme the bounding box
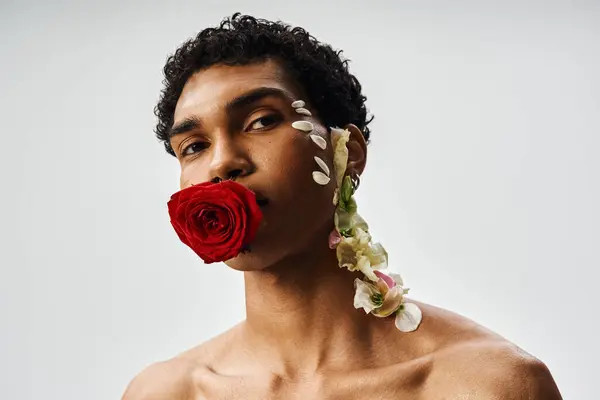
[122,59,562,399]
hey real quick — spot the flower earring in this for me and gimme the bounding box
[350,170,360,192]
[289,99,422,333]
[328,126,422,333]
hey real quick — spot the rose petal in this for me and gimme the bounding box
[167,181,263,264]
[394,303,423,332]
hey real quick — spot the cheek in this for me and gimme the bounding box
[179,160,209,190]
[264,130,336,219]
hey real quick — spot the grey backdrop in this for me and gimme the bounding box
[1,1,598,399]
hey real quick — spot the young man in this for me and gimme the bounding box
[122,13,562,399]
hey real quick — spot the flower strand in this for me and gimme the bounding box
[328,127,422,332]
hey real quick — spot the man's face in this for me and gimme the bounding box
[169,59,338,270]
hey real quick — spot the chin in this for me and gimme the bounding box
[223,248,284,272]
[231,235,294,271]
[223,217,334,272]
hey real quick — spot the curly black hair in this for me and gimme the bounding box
[154,12,373,156]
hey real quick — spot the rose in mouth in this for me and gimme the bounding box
[167,181,264,263]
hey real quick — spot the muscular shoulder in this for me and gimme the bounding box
[121,327,241,400]
[429,339,562,399]
[121,358,203,400]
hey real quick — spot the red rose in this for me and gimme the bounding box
[167,181,263,264]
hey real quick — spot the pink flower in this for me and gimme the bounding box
[374,270,395,288]
[328,229,342,249]
[353,273,405,318]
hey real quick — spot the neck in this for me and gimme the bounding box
[242,228,400,376]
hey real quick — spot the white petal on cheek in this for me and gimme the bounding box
[312,171,331,185]
[295,107,312,116]
[310,134,327,150]
[291,120,314,133]
[314,156,330,176]
[291,100,306,108]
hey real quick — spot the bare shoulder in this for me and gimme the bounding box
[121,326,241,400]
[120,357,202,400]
[401,301,562,399]
[428,338,562,399]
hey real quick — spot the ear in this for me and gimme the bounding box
[343,124,368,176]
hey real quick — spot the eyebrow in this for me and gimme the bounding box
[168,86,294,139]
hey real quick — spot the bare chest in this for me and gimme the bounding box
[196,361,432,400]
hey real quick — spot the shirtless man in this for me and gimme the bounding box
[122,13,562,399]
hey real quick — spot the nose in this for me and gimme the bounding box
[208,137,254,183]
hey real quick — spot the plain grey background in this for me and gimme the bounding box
[1,0,598,399]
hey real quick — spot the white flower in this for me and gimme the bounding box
[334,208,354,232]
[364,242,388,270]
[352,213,369,232]
[335,227,389,281]
[334,209,367,233]
[353,276,405,318]
[336,229,376,281]
[328,125,422,333]
[353,278,379,314]
[355,255,378,282]
[353,227,371,248]
[330,127,351,205]
[387,272,404,287]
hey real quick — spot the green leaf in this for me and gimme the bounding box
[346,197,357,214]
[370,293,384,307]
[341,175,354,202]
[340,229,353,238]
[336,209,354,231]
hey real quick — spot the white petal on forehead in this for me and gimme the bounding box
[310,134,327,150]
[292,121,314,132]
[312,171,330,185]
[291,100,305,108]
[395,303,423,332]
[295,107,312,116]
[314,156,330,176]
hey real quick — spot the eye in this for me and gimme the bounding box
[247,114,281,131]
[181,141,208,157]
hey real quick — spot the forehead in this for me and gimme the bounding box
[174,59,297,122]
